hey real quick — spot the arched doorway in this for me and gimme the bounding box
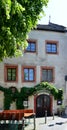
[36,94,52,117]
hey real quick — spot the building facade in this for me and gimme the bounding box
[0,22,67,116]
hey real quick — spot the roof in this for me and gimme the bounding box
[34,22,66,32]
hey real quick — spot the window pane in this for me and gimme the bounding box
[7,69,11,80]
[8,68,11,73]
[52,44,57,52]
[26,43,31,51]
[12,76,16,81]
[12,69,16,73]
[31,43,36,51]
[29,69,34,81]
[12,73,16,77]
[42,70,47,81]
[8,72,11,77]
[46,44,51,52]
[12,69,16,80]
[12,69,16,81]
[24,69,28,81]
[48,70,53,81]
[8,76,11,81]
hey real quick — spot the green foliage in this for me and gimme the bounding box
[0,82,63,110]
[4,92,12,110]
[57,89,63,100]
[0,0,49,60]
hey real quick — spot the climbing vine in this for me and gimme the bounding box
[0,82,63,110]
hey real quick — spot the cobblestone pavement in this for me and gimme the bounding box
[24,116,67,130]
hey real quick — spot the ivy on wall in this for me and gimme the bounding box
[0,82,63,110]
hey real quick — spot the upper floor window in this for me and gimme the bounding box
[46,40,58,54]
[41,67,54,82]
[22,66,36,82]
[26,40,36,52]
[4,65,18,82]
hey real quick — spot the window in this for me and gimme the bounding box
[26,40,36,52]
[22,66,36,82]
[7,68,16,81]
[4,65,18,82]
[41,67,54,82]
[46,40,58,54]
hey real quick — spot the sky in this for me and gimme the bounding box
[39,0,67,27]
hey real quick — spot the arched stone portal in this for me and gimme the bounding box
[35,94,52,117]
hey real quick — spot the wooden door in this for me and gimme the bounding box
[36,94,51,117]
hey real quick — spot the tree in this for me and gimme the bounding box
[0,0,48,61]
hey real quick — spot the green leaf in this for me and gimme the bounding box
[0,0,49,60]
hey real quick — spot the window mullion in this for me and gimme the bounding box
[11,69,12,80]
[28,69,29,80]
[47,70,48,81]
[51,44,52,52]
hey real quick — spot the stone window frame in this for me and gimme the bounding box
[22,66,36,82]
[45,40,59,54]
[25,39,37,53]
[40,66,55,82]
[4,64,18,82]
